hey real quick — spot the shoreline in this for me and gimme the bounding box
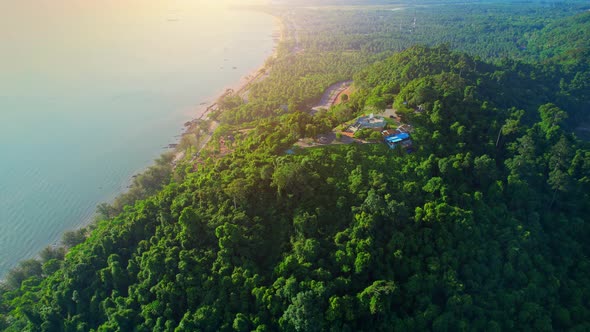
[119,12,285,205]
[3,11,285,280]
[173,13,284,156]
[107,11,284,217]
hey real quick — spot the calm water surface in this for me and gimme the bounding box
[0,1,275,277]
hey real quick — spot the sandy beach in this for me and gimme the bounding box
[175,13,285,158]
[202,15,283,115]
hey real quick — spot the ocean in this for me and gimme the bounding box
[0,1,276,277]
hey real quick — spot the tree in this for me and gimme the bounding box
[547,136,572,208]
[232,313,250,332]
[280,291,324,332]
[538,103,567,139]
[224,178,250,209]
[365,95,387,111]
[4,259,42,289]
[96,203,115,220]
[358,281,396,315]
[62,228,87,248]
[39,246,65,262]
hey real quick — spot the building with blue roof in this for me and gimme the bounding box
[384,132,412,150]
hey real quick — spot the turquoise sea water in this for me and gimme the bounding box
[0,1,275,277]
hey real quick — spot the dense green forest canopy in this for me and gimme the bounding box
[231,0,590,140]
[2,1,590,331]
[255,1,590,132]
[284,1,588,60]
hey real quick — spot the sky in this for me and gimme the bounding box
[0,0,270,95]
[0,0,270,28]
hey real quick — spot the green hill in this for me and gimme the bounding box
[2,44,589,331]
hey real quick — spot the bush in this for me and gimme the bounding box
[42,259,62,276]
[39,246,65,262]
[353,128,374,139]
[368,131,383,141]
[62,229,87,248]
[3,259,42,289]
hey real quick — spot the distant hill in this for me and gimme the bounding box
[528,11,590,63]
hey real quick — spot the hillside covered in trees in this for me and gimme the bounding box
[2,1,590,331]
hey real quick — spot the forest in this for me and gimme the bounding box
[1,1,589,331]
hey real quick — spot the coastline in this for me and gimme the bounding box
[113,11,285,211]
[174,13,284,157]
[1,10,285,280]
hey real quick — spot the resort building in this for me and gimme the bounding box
[383,131,412,150]
[348,114,386,133]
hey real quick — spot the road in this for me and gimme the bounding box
[311,80,352,112]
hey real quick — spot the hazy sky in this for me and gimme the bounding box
[0,0,270,94]
[0,0,270,31]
